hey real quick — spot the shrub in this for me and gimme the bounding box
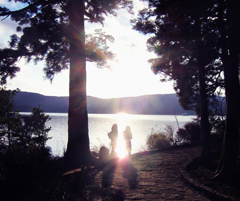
[0,145,63,200]
[176,121,201,144]
[0,88,51,148]
[146,129,171,150]
[0,88,58,200]
[19,106,52,147]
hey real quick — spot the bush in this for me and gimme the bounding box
[0,88,51,148]
[146,130,171,150]
[0,145,63,201]
[0,88,60,200]
[176,121,201,144]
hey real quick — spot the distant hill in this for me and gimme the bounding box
[13,92,196,115]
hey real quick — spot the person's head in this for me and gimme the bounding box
[126,126,131,132]
[112,124,118,132]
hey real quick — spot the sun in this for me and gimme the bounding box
[114,112,129,158]
[115,138,126,158]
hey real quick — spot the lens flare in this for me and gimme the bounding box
[116,137,126,158]
[115,112,128,158]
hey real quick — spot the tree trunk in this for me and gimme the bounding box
[64,0,95,170]
[215,0,240,181]
[198,59,212,165]
[194,0,212,165]
[218,0,229,98]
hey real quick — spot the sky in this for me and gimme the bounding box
[0,0,175,99]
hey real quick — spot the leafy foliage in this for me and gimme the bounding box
[0,0,133,168]
[0,88,60,200]
[20,107,52,147]
[146,128,171,150]
[0,88,119,200]
[85,29,115,68]
[131,0,226,115]
[0,0,133,83]
[176,121,201,144]
[0,88,21,146]
[0,88,51,148]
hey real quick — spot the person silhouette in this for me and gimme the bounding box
[123,126,132,156]
[108,124,118,154]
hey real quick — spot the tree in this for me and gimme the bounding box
[0,89,55,200]
[0,87,20,146]
[0,0,133,169]
[20,106,52,147]
[214,0,240,181]
[133,0,240,179]
[0,87,52,148]
[192,0,212,165]
[0,86,53,187]
[132,0,217,164]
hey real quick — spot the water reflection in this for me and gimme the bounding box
[44,113,195,156]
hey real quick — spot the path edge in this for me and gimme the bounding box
[180,157,236,201]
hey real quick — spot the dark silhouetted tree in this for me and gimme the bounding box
[133,0,240,179]
[0,88,51,148]
[214,0,240,181]
[132,0,219,165]
[0,0,133,169]
[0,87,20,146]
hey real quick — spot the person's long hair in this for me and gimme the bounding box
[111,124,118,132]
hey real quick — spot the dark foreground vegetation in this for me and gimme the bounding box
[1,88,239,200]
[0,0,240,199]
[0,89,125,200]
[132,0,240,185]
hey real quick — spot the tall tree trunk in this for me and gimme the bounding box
[194,0,212,165]
[218,0,229,98]
[197,56,212,165]
[215,0,240,181]
[64,0,95,170]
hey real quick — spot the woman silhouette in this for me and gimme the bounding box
[123,126,132,156]
[108,124,118,154]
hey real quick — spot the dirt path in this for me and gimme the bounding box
[94,146,213,200]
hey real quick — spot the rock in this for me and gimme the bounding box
[99,146,109,163]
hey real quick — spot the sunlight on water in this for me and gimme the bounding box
[43,113,196,156]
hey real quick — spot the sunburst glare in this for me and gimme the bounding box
[115,113,129,158]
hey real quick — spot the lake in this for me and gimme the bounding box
[39,113,196,156]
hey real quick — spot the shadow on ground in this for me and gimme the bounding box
[101,157,138,189]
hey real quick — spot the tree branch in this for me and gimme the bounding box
[0,0,42,17]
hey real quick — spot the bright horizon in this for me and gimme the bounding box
[0,0,175,99]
